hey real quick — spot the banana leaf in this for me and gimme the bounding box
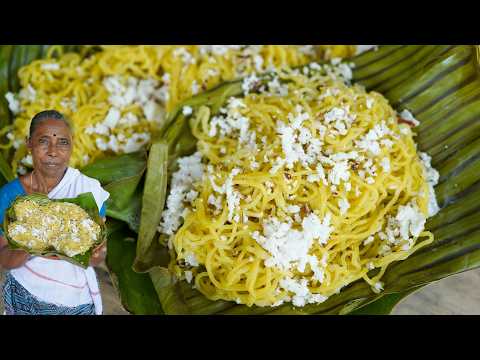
[0,151,14,184]
[2,192,106,268]
[133,141,170,272]
[134,121,199,272]
[0,45,13,130]
[106,221,163,314]
[140,45,480,315]
[82,150,148,232]
[81,150,147,185]
[349,286,423,315]
[106,183,143,233]
[8,46,44,93]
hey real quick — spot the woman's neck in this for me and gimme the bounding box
[38,173,62,191]
[28,168,67,194]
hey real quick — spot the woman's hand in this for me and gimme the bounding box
[89,217,108,268]
[0,236,31,270]
[90,241,107,267]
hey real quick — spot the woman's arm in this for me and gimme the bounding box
[0,235,30,270]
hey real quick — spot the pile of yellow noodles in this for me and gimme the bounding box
[166,67,435,307]
[5,45,353,172]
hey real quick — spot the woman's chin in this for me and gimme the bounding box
[40,164,67,177]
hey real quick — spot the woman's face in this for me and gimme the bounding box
[27,119,72,178]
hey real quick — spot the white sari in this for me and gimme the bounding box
[9,167,110,315]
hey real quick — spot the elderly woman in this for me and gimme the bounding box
[0,110,109,315]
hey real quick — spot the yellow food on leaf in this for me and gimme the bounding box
[160,63,439,307]
[8,199,101,257]
[5,45,356,173]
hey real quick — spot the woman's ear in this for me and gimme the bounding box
[26,136,32,152]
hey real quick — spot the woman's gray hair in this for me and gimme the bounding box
[29,110,74,138]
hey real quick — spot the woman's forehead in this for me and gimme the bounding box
[33,119,72,137]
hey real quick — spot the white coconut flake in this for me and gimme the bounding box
[366,97,374,109]
[159,152,204,235]
[279,277,328,307]
[5,92,21,114]
[184,271,193,283]
[173,47,196,65]
[41,63,60,71]
[372,281,384,293]
[19,84,36,102]
[21,154,33,167]
[396,202,426,240]
[381,158,391,173]
[103,107,121,129]
[122,132,150,153]
[182,106,193,116]
[253,212,333,275]
[185,252,199,267]
[328,161,350,185]
[399,109,420,127]
[338,198,350,215]
[363,236,375,246]
[242,74,260,95]
[355,45,378,55]
[286,205,301,214]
